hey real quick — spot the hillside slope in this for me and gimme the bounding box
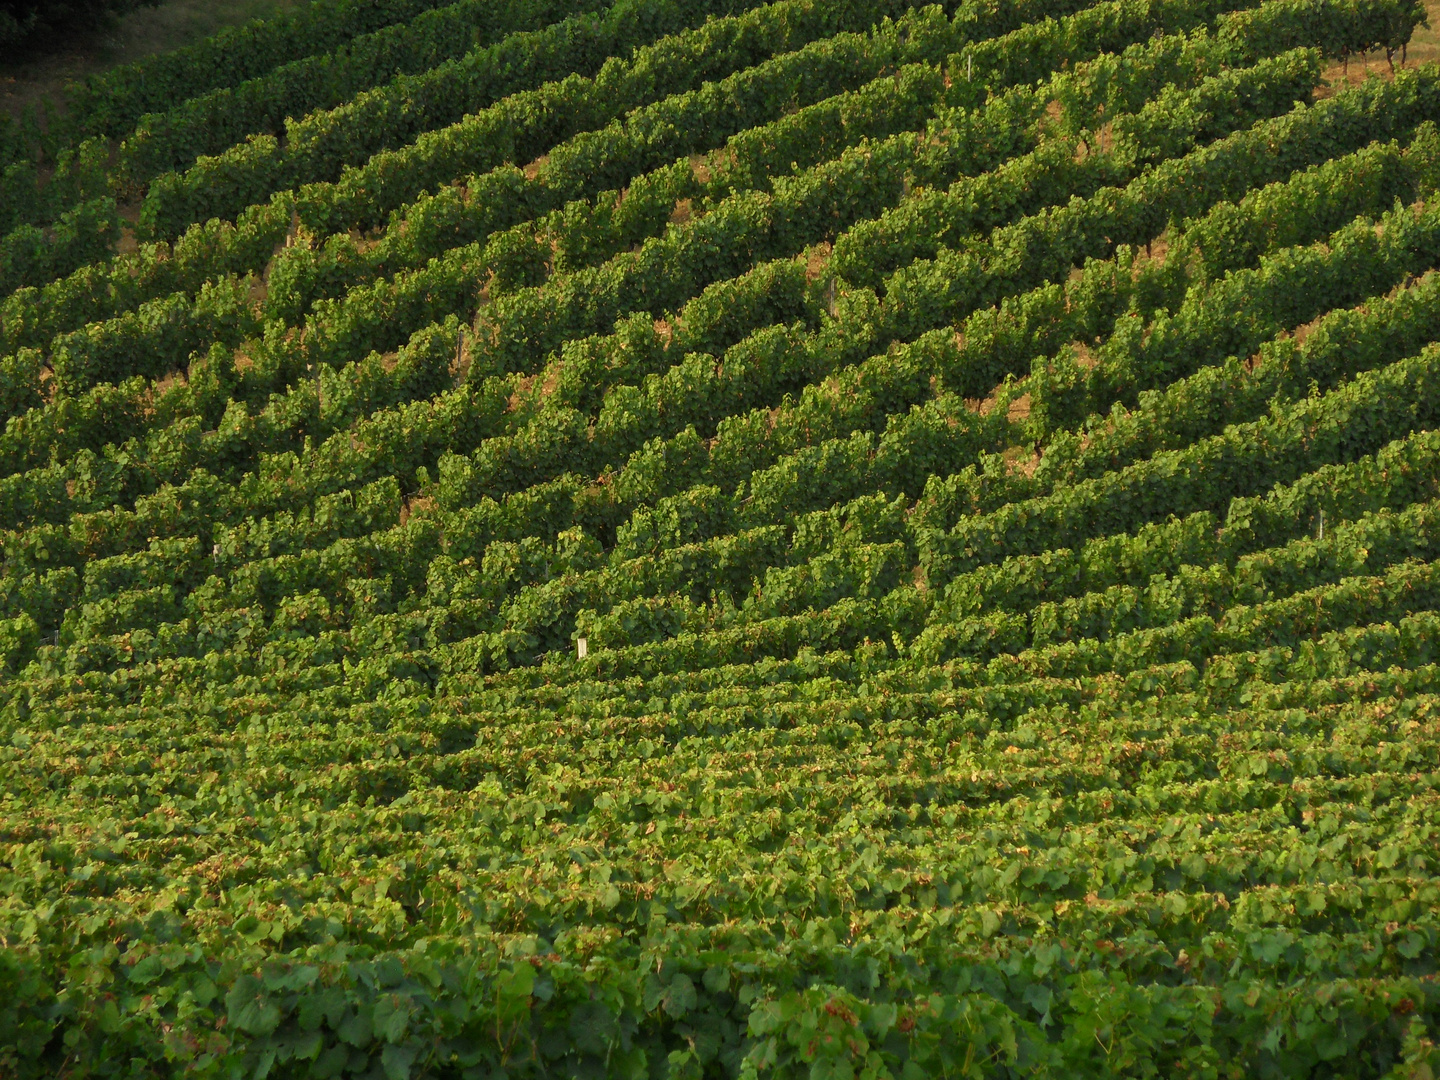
[1,0,1439,1076]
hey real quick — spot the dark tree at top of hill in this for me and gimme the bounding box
[0,0,161,60]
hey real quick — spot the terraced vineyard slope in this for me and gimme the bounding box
[2,0,1440,1075]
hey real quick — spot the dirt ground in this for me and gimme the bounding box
[1317,0,1440,85]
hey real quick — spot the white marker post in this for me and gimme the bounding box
[576,637,588,660]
